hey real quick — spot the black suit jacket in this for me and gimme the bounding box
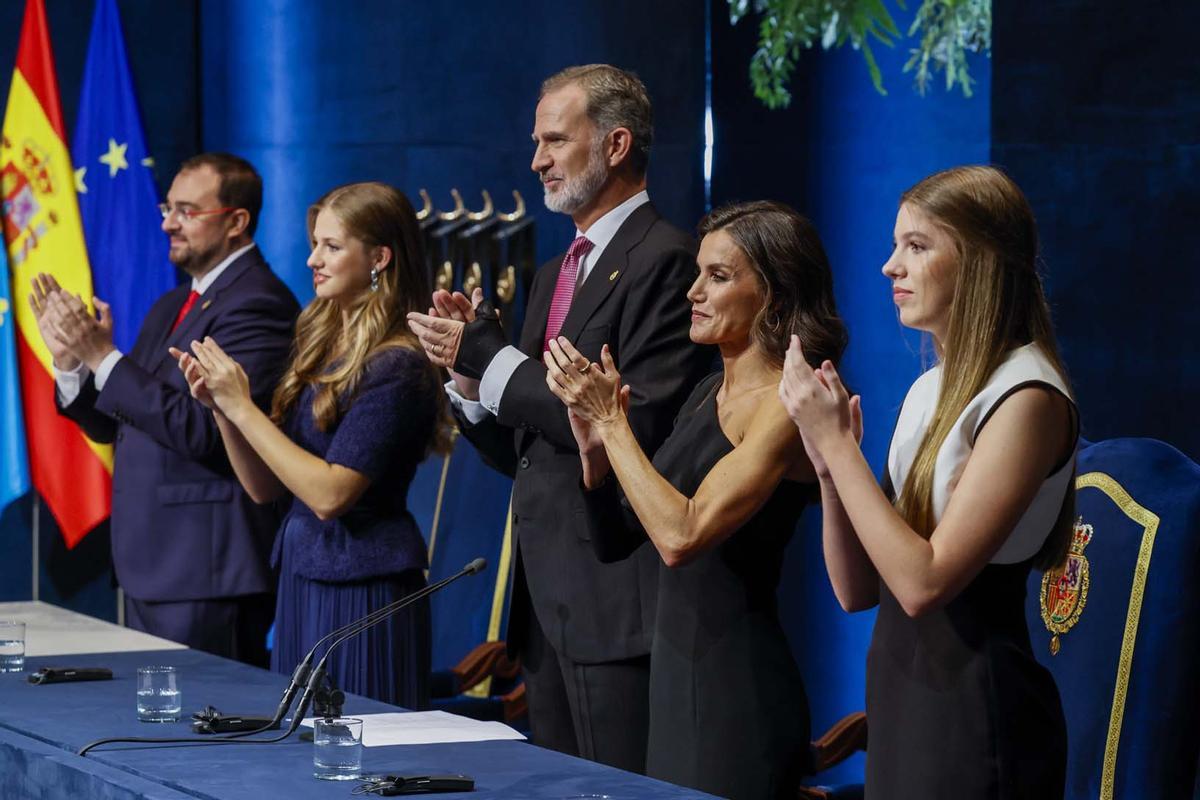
[59,247,299,602]
[457,202,714,663]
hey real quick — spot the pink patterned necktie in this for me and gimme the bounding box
[543,235,594,352]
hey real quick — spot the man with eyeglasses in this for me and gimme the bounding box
[29,153,298,666]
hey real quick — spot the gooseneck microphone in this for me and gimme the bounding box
[77,558,487,756]
[228,556,488,739]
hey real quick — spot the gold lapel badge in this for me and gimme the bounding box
[609,270,619,281]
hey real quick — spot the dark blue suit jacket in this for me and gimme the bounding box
[59,246,299,602]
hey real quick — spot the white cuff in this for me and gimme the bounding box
[93,350,124,392]
[478,346,529,416]
[53,361,90,407]
[444,380,491,425]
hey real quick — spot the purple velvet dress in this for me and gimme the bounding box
[269,346,438,708]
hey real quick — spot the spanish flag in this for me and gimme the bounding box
[2,0,112,548]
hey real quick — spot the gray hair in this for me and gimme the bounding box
[541,64,653,175]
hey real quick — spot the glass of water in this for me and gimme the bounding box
[136,666,182,722]
[312,717,363,780]
[0,621,25,673]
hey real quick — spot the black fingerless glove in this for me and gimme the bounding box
[453,300,510,380]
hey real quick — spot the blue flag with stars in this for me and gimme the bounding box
[72,0,175,352]
[0,241,30,513]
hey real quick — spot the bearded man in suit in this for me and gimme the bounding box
[31,153,298,666]
[408,65,712,771]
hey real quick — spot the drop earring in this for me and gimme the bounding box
[370,268,380,292]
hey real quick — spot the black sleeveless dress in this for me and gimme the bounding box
[866,563,1067,798]
[587,373,812,799]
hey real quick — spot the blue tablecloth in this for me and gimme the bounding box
[0,649,715,800]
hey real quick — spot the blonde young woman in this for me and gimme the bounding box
[174,182,449,707]
[780,166,1074,798]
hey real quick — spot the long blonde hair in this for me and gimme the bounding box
[894,166,1074,571]
[270,182,452,455]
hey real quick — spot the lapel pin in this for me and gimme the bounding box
[200,299,212,311]
[609,270,619,281]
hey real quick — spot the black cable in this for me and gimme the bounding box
[78,559,485,756]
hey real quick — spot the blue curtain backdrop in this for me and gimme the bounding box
[198,0,706,304]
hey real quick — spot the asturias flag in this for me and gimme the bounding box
[74,0,175,353]
[0,241,29,513]
[1,0,112,548]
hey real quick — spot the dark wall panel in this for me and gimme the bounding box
[992,1,1200,459]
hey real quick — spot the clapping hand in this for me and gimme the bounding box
[28,273,115,372]
[543,337,630,489]
[543,338,626,428]
[168,346,215,410]
[408,287,484,398]
[170,337,252,420]
[778,335,862,477]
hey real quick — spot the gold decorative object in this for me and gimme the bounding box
[496,265,516,304]
[464,262,483,295]
[437,189,465,221]
[416,189,433,221]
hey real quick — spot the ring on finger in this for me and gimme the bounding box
[578,361,593,373]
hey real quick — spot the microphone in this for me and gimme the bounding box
[272,557,487,740]
[77,558,487,756]
[260,557,488,734]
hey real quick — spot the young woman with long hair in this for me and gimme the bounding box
[545,201,847,799]
[174,182,450,707]
[779,166,1075,798]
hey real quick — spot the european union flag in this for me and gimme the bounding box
[72,0,175,352]
[0,242,30,512]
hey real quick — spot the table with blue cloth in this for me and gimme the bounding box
[0,648,716,799]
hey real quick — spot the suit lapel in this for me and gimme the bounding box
[557,203,658,344]
[159,249,261,363]
[519,259,556,358]
[145,284,195,362]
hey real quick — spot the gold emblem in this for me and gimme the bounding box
[2,140,59,267]
[1040,517,1094,655]
[201,299,212,311]
[608,270,619,281]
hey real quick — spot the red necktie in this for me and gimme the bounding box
[543,236,593,352]
[171,290,200,333]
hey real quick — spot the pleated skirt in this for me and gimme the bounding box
[271,538,430,709]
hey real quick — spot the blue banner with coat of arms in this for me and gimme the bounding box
[72,0,176,352]
[0,242,30,513]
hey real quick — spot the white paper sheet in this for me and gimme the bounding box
[301,711,526,747]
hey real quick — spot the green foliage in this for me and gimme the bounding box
[728,0,991,107]
[903,0,991,97]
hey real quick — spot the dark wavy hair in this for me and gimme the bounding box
[697,200,847,368]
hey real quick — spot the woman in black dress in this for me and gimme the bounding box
[779,166,1074,798]
[544,201,848,800]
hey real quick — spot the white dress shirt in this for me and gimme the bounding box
[446,191,650,423]
[55,243,257,405]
